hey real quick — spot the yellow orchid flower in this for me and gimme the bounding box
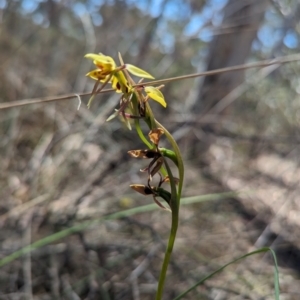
[85,52,155,95]
[85,52,166,110]
[85,53,116,76]
[85,52,131,103]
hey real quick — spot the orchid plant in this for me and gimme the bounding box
[85,52,184,299]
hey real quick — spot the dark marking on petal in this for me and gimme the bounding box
[144,186,153,195]
[145,150,159,159]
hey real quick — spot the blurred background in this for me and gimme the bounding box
[1,0,300,299]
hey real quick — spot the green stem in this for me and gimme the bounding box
[130,93,152,148]
[159,148,178,168]
[156,217,178,299]
[131,94,168,177]
[122,71,184,299]
[134,118,152,148]
[155,119,184,198]
[138,101,184,300]
[153,120,184,300]
[136,103,184,300]
[155,157,179,300]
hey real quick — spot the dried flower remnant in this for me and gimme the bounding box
[128,149,159,159]
[148,128,164,146]
[128,128,166,181]
[130,173,179,211]
[128,149,163,181]
[130,184,171,211]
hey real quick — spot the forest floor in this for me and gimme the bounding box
[1,105,300,300]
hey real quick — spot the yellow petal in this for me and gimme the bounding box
[85,53,114,64]
[85,53,116,72]
[111,76,123,93]
[126,64,154,79]
[111,72,131,94]
[145,86,167,107]
[86,69,107,80]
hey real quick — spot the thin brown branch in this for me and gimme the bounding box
[0,92,93,110]
[146,53,300,86]
[1,53,300,110]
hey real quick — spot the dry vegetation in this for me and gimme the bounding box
[1,1,300,299]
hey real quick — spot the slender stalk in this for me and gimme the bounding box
[116,55,184,299]
[155,157,179,300]
[128,89,184,299]
[134,118,152,148]
[142,101,184,299]
[155,119,184,197]
[131,94,153,148]
[156,218,178,298]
